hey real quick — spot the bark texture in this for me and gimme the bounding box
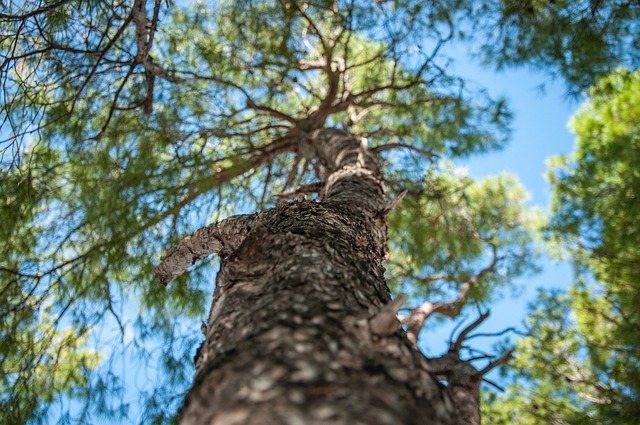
[176,129,482,425]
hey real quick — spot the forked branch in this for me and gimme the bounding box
[452,311,491,353]
[400,246,503,346]
[423,312,514,381]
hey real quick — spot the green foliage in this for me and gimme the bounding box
[1,0,144,155]
[549,68,640,285]
[1,322,102,424]
[471,0,640,95]
[487,285,640,424]
[0,0,531,423]
[488,69,640,424]
[387,162,542,306]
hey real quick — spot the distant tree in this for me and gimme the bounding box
[472,0,640,95]
[483,68,640,425]
[0,1,542,423]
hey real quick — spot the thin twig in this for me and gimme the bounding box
[475,349,514,377]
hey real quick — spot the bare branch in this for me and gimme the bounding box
[70,13,134,113]
[453,311,491,353]
[482,378,506,392]
[380,189,408,216]
[132,0,181,114]
[475,349,514,377]
[246,96,298,124]
[404,280,474,346]
[91,64,136,140]
[283,155,303,190]
[404,249,504,346]
[466,327,527,340]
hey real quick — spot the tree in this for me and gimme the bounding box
[1,1,542,423]
[483,69,640,424]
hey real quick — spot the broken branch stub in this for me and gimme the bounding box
[154,213,259,285]
[370,293,408,336]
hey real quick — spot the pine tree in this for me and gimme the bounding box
[1,1,540,422]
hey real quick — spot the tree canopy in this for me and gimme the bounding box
[471,0,640,95]
[484,68,640,425]
[1,0,638,424]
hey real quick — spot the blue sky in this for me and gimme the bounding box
[418,44,581,373]
[447,41,581,206]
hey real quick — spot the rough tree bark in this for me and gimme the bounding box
[158,128,495,425]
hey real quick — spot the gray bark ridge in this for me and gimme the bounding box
[174,129,486,425]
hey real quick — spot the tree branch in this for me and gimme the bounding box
[453,311,491,353]
[403,248,503,346]
[154,213,260,286]
[132,0,181,114]
[475,349,514,377]
[0,0,75,21]
[370,294,408,336]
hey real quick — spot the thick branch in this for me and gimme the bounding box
[154,213,259,286]
[402,280,471,347]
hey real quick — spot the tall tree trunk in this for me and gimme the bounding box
[177,129,481,425]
